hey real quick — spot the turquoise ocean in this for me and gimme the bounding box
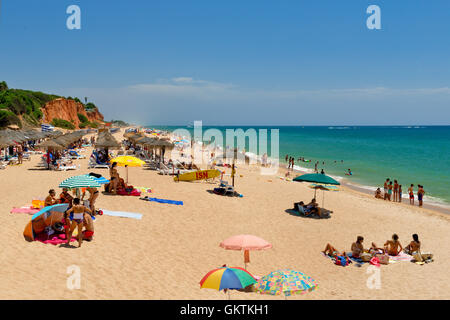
[149,125,450,208]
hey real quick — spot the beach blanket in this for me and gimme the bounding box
[35,233,76,245]
[347,253,366,264]
[10,206,40,214]
[101,210,142,220]
[388,252,413,262]
[142,197,183,205]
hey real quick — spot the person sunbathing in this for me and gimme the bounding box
[374,188,383,199]
[65,198,92,247]
[60,188,73,207]
[369,242,385,255]
[404,234,421,255]
[44,189,58,207]
[351,236,366,258]
[384,234,403,256]
[322,243,351,265]
[305,199,322,217]
[82,213,95,241]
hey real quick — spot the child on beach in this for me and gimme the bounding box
[408,184,414,205]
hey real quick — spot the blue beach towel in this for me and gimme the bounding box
[142,197,183,205]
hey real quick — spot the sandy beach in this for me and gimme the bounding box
[1,128,449,300]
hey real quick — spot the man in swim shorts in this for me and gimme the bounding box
[408,184,414,205]
[417,185,425,207]
[384,178,390,200]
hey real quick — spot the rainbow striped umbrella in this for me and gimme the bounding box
[254,269,318,297]
[200,267,257,291]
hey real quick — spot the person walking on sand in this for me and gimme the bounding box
[393,180,399,202]
[384,178,390,200]
[65,198,92,247]
[418,185,425,207]
[408,184,415,205]
[314,161,318,173]
[398,185,403,202]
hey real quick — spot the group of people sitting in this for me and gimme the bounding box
[44,188,97,247]
[323,234,433,266]
[293,198,332,218]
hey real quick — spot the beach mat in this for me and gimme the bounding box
[388,252,413,262]
[101,209,142,220]
[11,206,40,214]
[35,233,76,245]
[141,197,183,205]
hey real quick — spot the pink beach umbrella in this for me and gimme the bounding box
[219,234,272,269]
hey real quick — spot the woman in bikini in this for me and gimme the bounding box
[109,162,120,194]
[65,198,92,247]
[384,234,403,256]
[404,234,421,255]
[82,187,99,213]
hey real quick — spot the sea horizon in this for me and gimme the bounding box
[147,125,450,209]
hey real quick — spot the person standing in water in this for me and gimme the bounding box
[384,178,390,200]
[393,180,399,202]
[387,181,393,201]
[408,184,415,205]
[417,185,425,207]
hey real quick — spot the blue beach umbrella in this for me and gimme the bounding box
[31,203,69,221]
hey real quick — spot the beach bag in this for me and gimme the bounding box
[361,253,372,262]
[334,256,349,267]
[376,254,389,265]
[370,257,380,267]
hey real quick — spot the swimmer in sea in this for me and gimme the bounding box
[347,169,352,175]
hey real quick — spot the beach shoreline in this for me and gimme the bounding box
[1,127,449,300]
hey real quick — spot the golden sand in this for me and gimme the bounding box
[0,129,449,300]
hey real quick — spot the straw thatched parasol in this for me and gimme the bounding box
[95,131,121,149]
[37,139,65,150]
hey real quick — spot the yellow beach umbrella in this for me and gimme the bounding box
[109,155,145,184]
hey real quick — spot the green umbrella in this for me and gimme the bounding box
[59,174,101,189]
[293,173,340,185]
[294,173,340,203]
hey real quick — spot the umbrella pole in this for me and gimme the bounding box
[126,166,129,184]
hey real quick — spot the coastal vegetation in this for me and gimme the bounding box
[0,81,103,129]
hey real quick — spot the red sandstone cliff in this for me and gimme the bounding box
[41,98,104,128]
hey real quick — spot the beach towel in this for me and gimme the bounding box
[142,197,183,205]
[135,187,152,194]
[10,206,40,214]
[35,233,76,245]
[347,253,366,264]
[388,252,413,262]
[101,210,142,220]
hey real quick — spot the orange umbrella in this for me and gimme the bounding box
[219,234,272,269]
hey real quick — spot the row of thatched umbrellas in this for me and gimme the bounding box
[123,131,174,149]
[0,129,63,148]
[0,127,174,152]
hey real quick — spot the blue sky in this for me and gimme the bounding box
[0,1,449,125]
